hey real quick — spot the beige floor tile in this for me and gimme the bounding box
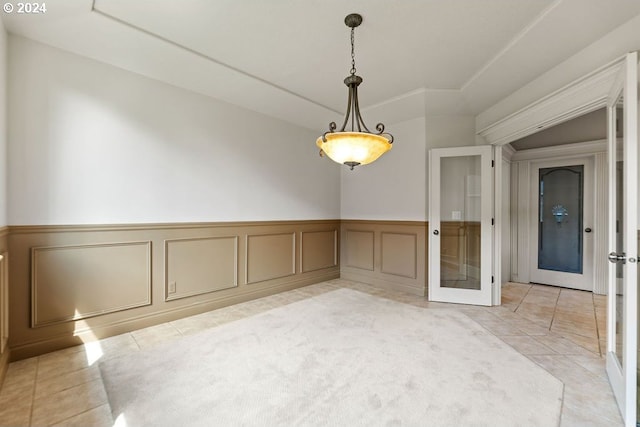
[31,378,108,426]
[551,331,600,355]
[500,302,520,312]
[518,298,558,311]
[51,403,114,427]
[0,357,37,389]
[457,308,501,322]
[562,385,623,426]
[553,309,598,325]
[474,320,527,336]
[405,298,431,308]
[527,285,562,296]
[0,391,32,427]
[35,365,102,399]
[514,310,554,329]
[488,306,524,321]
[550,318,597,340]
[509,320,550,336]
[557,290,593,303]
[171,312,221,336]
[500,335,558,355]
[258,297,289,309]
[37,348,94,381]
[233,301,272,316]
[565,354,607,380]
[593,295,607,308]
[93,333,140,361]
[517,301,558,315]
[0,380,34,427]
[0,380,33,403]
[130,322,183,350]
[534,335,597,356]
[528,355,606,389]
[560,404,621,427]
[211,309,252,326]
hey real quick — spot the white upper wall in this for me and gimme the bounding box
[0,19,6,227]
[340,115,476,221]
[7,36,340,225]
[340,117,427,221]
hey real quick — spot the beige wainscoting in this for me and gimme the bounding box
[246,232,296,284]
[165,236,239,301]
[0,227,9,387]
[340,221,427,296]
[7,220,339,360]
[31,241,152,327]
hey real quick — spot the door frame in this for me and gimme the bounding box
[528,156,595,291]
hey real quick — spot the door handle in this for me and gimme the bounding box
[608,251,626,263]
[433,230,439,235]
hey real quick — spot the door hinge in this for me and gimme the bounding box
[491,276,495,284]
[491,218,495,225]
[491,160,495,167]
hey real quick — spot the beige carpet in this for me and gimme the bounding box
[100,289,563,426]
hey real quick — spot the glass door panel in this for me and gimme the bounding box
[614,102,625,369]
[529,157,594,291]
[439,156,481,290]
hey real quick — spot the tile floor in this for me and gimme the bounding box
[0,280,623,426]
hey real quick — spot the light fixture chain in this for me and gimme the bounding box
[350,27,356,75]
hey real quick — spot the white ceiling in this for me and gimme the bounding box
[3,0,640,131]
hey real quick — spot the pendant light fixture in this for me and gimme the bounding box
[316,13,394,170]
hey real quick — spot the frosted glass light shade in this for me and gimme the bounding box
[316,132,392,167]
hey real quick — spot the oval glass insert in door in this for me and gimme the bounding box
[537,165,584,274]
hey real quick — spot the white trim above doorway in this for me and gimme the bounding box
[477,57,625,146]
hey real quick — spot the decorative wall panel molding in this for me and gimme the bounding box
[345,230,375,271]
[301,230,337,273]
[246,233,296,284]
[381,232,417,279]
[341,221,427,296]
[165,236,238,301]
[31,242,152,327]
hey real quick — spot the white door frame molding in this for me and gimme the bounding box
[478,56,625,147]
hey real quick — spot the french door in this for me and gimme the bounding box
[606,51,638,427]
[428,145,493,306]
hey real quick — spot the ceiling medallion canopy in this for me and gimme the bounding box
[316,13,394,170]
